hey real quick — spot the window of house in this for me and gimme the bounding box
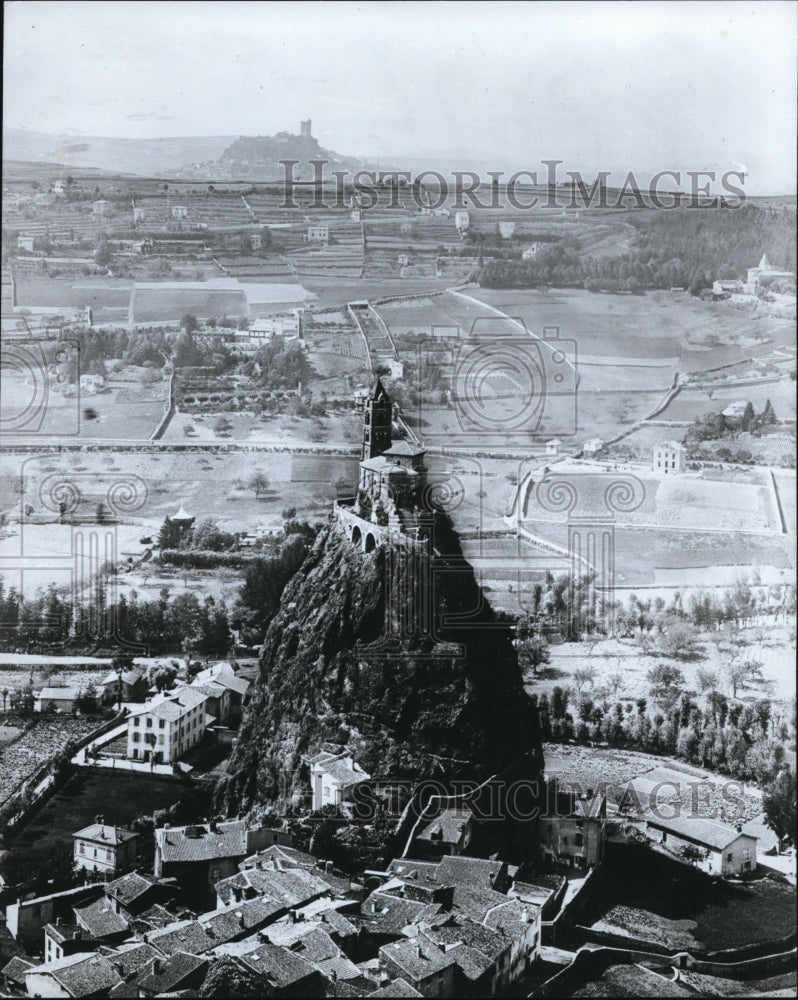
[743,848,750,859]
[574,834,584,847]
[133,732,140,743]
[727,852,734,862]
[158,735,164,745]
[211,867,221,882]
[79,843,85,854]
[146,718,152,728]
[159,720,165,729]
[134,717,140,726]
[325,786,331,797]
[93,848,97,858]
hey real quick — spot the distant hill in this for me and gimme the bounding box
[188,121,364,181]
[2,127,236,176]
[2,124,364,181]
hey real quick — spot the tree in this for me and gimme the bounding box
[696,667,719,694]
[647,664,685,708]
[158,517,184,551]
[180,313,199,335]
[248,472,269,499]
[75,683,98,714]
[743,659,765,687]
[763,768,796,848]
[726,660,748,698]
[572,665,596,697]
[658,618,699,658]
[111,654,134,710]
[213,416,232,436]
[515,634,550,677]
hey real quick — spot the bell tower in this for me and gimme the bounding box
[362,377,392,460]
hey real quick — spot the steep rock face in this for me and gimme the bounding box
[216,521,542,816]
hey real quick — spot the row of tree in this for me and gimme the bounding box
[476,205,795,292]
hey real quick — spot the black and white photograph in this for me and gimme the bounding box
[1,2,796,996]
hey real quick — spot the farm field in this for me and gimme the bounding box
[14,276,133,322]
[130,281,247,323]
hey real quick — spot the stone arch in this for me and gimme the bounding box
[364,532,376,553]
[351,525,362,547]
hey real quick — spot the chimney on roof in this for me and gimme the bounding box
[289,909,298,923]
[736,822,743,833]
[150,957,162,976]
[56,917,62,927]
[236,910,245,929]
[325,860,334,873]
[74,928,82,940]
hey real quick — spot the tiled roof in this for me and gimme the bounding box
[423,918,506,961]
[387,859,441,883]
[1,956,33,985]
[264,922,334,954]
[370,978,422,997]
[38,687,78,700]
[447,944,495,982]
[106,943,159,977]
[198,896,284,941]
[73,823,137,845]
[380,938,458,980]
[240,843,318,870]
[417,807,473,845]
[105,872,160,907]
[156,820,248,864]
[647,813,755,851]
[148,686,206,722]
[315,952,362,982]
[192,681,227,698]
[73,897,131,938]
[320,908,358,938]
[217,864,329,909]
[134,902,179,930]
[437,856,505,889]
[482,898,536,939]
[213,673,250,696]
[383,441,426,457]
[310,752,370,787]
[101,668,143,687]
[147,919,213,957]
[46,953,122,998]
[136,951,207,994]
[451,885,513,923]
[240,941,316,988]
[358,891,442,935]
